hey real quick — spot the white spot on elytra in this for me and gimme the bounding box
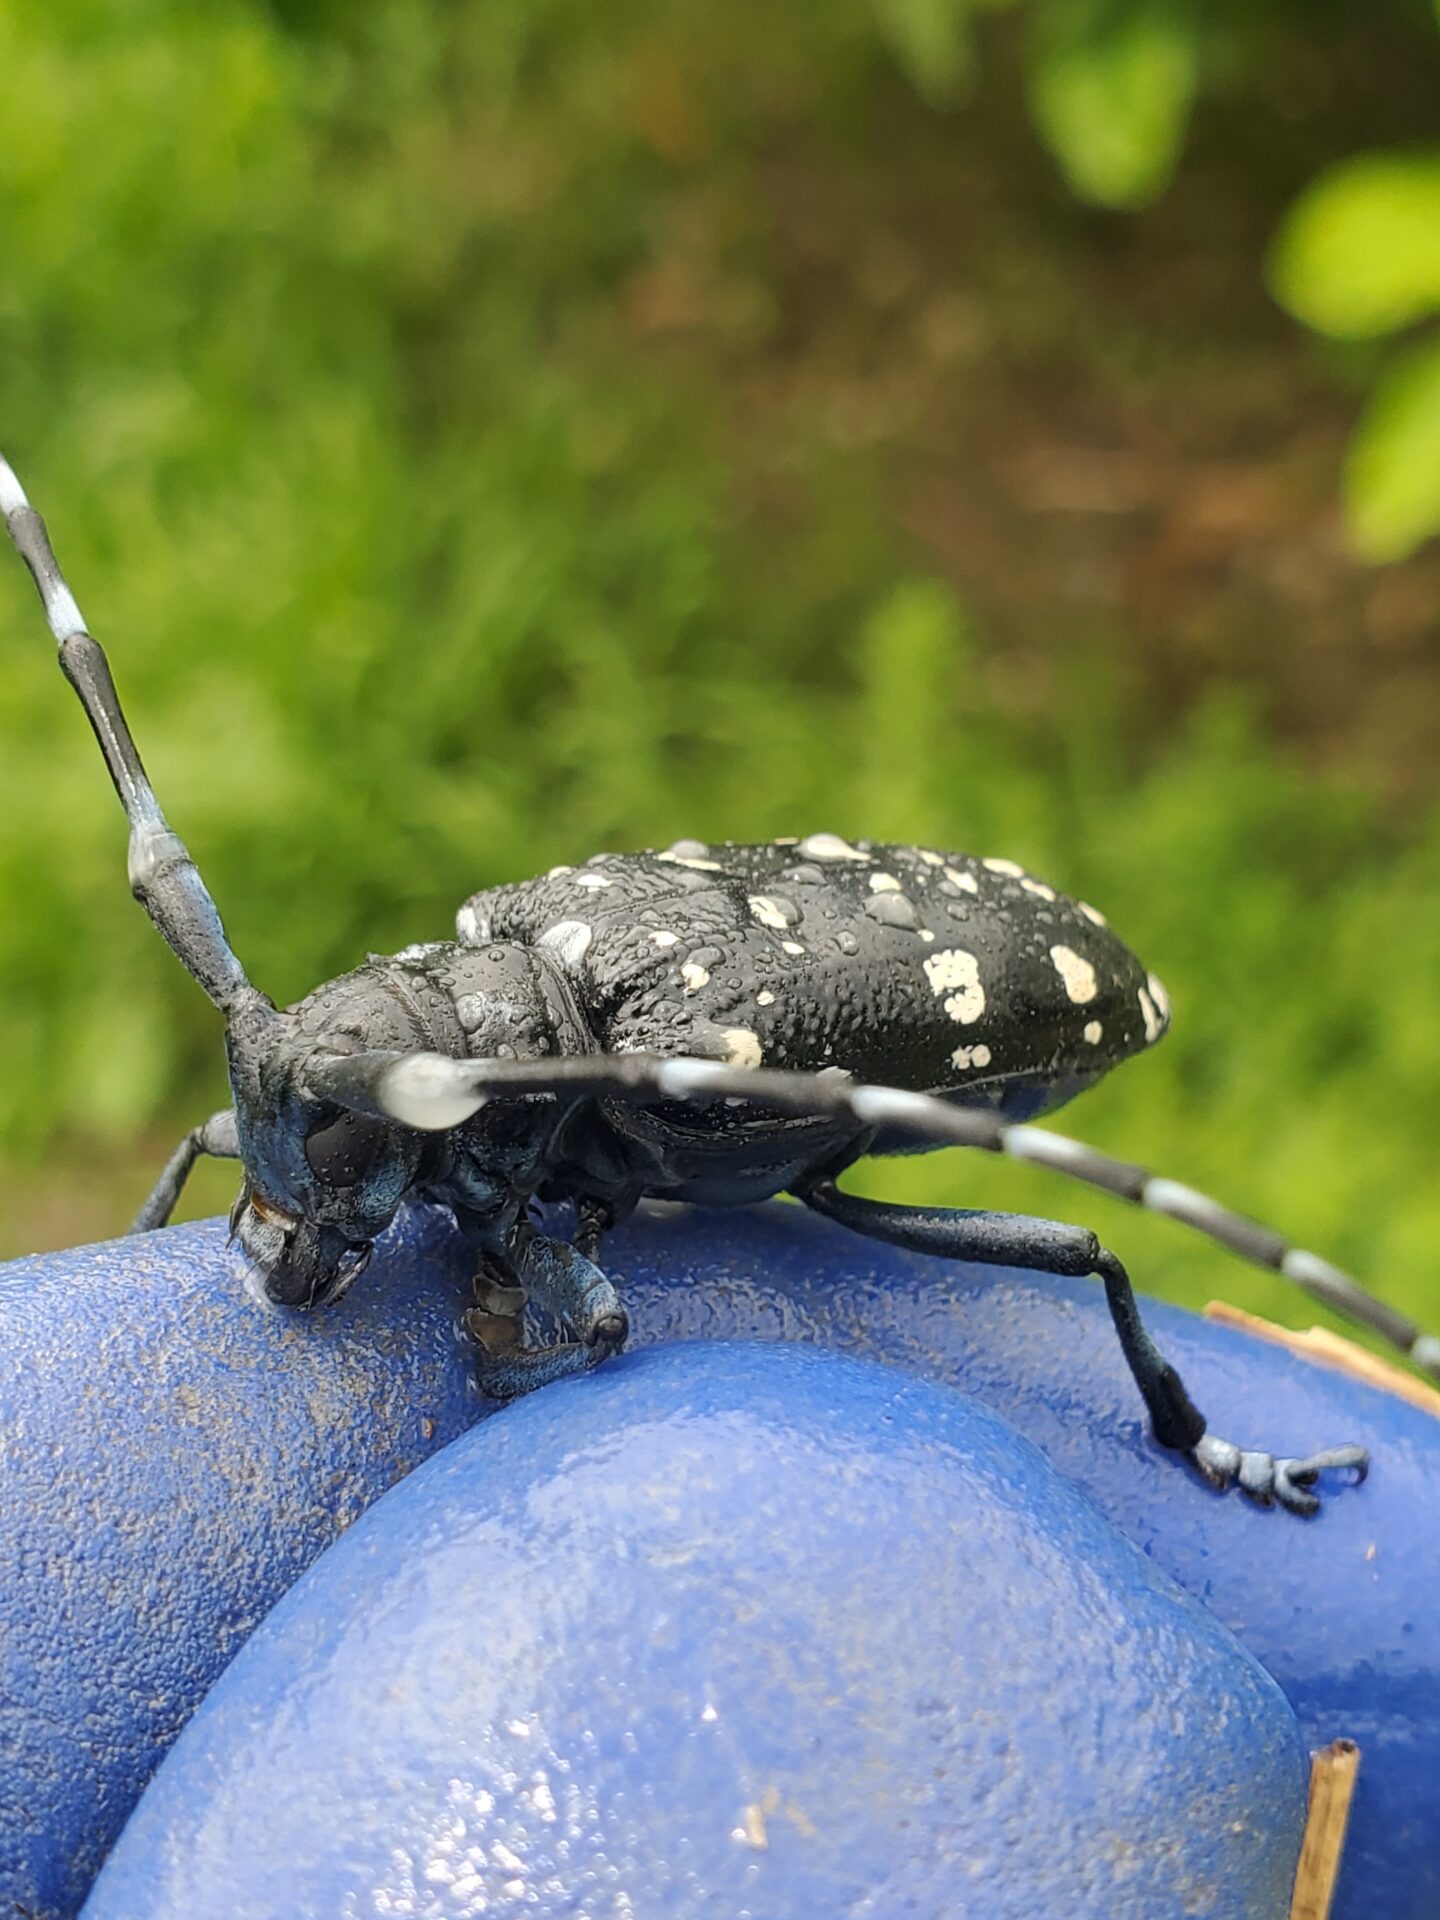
[1021,878,1056,901]
[1049,945,1098,1005]
[547,864,574,878]
[756,990,775,1006]
[537,919,592,969]
[572,871,612,890]
[950,1043,992,1071]
[918,850,944,866]
[1083,1020,1103,1045]
[782,940,805,955]
[681,962,711,993]
[455,902,486,943]
[1078,901,1107,927]
[721,1027,763,1068]
[658,851,724,872]
[983,857,1025,877]
[748,895,792,930]
[923,948,986,1024]
[920,929,934,941]
[943,866,979,894]
[666,838,709,858]
[1146,973,1171,1026]
[798,832,871,862]
[868,872,901,892]
[651,930,679,948]
[1138,985,1163,1044]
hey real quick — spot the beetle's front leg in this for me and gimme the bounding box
[131,1109,240,1231]
[464,1222,628,1402]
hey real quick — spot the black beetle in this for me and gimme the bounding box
[6,452,1428,1513]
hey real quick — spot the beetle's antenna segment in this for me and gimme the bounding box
[305,1045,1440,1383]
[1,453,258,1015]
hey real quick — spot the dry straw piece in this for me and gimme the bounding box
[1288,1739,1361,1920]
[1204,1303,1440,1421]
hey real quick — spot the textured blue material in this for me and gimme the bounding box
[600,1201,1440,1920]
[5,1200,1434,1913]
[82,1341,1305,1920]
[0,1208,479,1920]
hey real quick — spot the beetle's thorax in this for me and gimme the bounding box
[285,938,593,1068]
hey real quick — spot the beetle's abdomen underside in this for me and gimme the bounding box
[460,836,1170,1122]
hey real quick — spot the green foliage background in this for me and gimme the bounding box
[0,0,1437,1358]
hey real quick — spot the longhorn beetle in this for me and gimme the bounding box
[5,454,1430,1515]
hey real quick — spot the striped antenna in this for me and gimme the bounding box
[306,1045,1440,1384]
[1,453,260,1016]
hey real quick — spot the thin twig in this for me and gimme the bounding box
[1289,1739,1361,1920]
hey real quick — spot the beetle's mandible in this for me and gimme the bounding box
[6,452,1431,1515]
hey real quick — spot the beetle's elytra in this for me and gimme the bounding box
[7,450,1431,1515]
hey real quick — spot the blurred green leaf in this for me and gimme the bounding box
[1270,151,1440,341]
[1028,2,1197,210]
[2,0,1440,1374]
[872,0,974,105]
[1344,332,1440,561]
[854,578,969,836]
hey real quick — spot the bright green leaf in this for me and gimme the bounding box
[873,0,973,106]
[1028,4,1197,210]
[1345,332,1440,562]
[1270,151,1440,341]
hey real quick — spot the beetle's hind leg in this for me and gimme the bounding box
[801,1181,1368,1516]
[464,1221,628,1401]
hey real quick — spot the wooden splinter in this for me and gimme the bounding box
[1288,1738,1361,1920]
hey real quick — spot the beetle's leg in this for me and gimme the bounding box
[131,1109,241,1232]
[304,1046,1440,1385]
[574,1196,618,1264]
[465,1223,628,1402]
[802,1182,1368,1516]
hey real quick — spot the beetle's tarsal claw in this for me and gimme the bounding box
[472,1273,527,1320]
[586,1308,629,1356]
[1294,1443,1369,1485]
[1189,1431,1369,1515]
[464,1304,524,1356]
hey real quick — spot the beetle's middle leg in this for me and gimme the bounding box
[800,1181,1367,1515]
[464,1218,628,1401]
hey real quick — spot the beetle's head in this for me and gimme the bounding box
[227,1093,422,1309]
[223,988,425,1309]
[229,1186,377,1308]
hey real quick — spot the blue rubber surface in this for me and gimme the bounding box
[605,1201,1440,1920]
[81,1341,1305,1920]
[0,1207,479,1919]
[3,1199,1434,1914]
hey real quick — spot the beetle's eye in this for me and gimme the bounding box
[304,1109,392,1186]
